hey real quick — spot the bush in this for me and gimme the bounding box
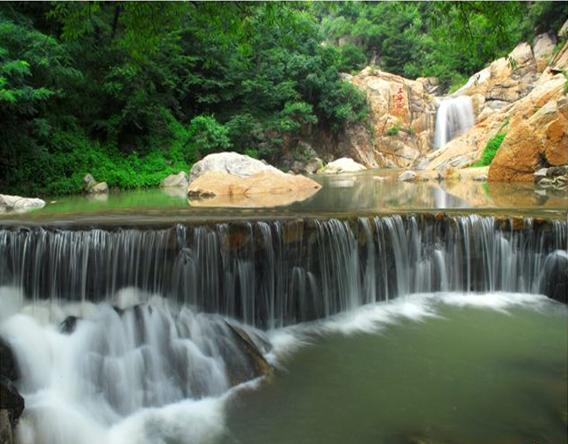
[185,115,232,162]
[385,124,400,136]
[472,132,507,167]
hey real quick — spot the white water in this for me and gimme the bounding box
[433,96,475,149]
[0,287,268,444]
[0,290,561,444]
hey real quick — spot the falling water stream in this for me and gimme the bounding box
[0,213,567,443]
[434,96,475,149]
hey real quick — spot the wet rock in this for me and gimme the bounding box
[60,315,80,334]
[0,376,24,444]
[0,194,45,213]
[224,322,272,386]
[160,171,189,188]
[318,157,366,174]
[0,338,18,382]
[542,251,568,303]
[0,410,14,444]
[398,170,417,182]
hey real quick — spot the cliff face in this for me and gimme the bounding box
[425,28,568,181]
[342,68,438,169]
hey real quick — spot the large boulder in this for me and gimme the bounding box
[0,194,45,213]
[160,171,189,188]
[489,92,568,182]
[188,170,321,208]
[189,152,281,183]
[318,157,367,174]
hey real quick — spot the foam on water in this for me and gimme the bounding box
[267,292,559,357]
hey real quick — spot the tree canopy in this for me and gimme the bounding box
[0,1,565,195]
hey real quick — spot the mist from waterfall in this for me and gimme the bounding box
[433,96,475,149]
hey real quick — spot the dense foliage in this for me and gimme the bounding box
[0,1,566,195]
[317,2,568,90]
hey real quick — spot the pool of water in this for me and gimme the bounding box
[221,294,567,444]
[1,171,566,226]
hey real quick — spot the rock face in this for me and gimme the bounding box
[83,173,109,194]
[454,42,538,109]
[345,68,437,168]
[426,34,568,178]
[160,171,189,188]
[488,90,568,182]
[188,170,321,208]
[0,194,45,213]
[318,157,366,174]
[189,152,281,183]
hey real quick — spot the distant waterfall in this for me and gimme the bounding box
[1,215,566,328]
[434,96,475,149]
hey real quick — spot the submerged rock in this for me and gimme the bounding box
[318,157,366,174]
[0,194,45,213]
[160,171,189,188]
[189,152,280,183]
[187,170,321,208]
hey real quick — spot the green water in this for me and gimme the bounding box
[221,297,567,444]
[2,172,566,225]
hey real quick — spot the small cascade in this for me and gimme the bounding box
[433,96,475,149]
[0,294,270,443]
[1,215,566,328]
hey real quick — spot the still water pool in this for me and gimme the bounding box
[221,294,567,444]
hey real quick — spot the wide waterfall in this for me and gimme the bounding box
[1,215,566,328]
[433,96,475,149]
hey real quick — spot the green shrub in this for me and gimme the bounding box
[385,124,400,136]
[472,132,507,167]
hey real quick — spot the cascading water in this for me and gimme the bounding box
[1,214,567,443]
[433,96,475,149]
[1,215,566,328]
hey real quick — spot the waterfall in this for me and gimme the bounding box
[1,215,566,329]
[1,214,567,443]
[433,96,475,149]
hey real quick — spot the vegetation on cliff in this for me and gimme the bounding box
[0,1,565,195]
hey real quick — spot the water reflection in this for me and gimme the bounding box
[1,171,566,224]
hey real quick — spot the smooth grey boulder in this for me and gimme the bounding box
[83,173,109,194]
[160,171,189,188]
[0,194,45,213]
[317,157,366,174]
[189,152,282,183]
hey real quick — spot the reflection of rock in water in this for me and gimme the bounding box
[160,186,188,199]
[85,192,109,203]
